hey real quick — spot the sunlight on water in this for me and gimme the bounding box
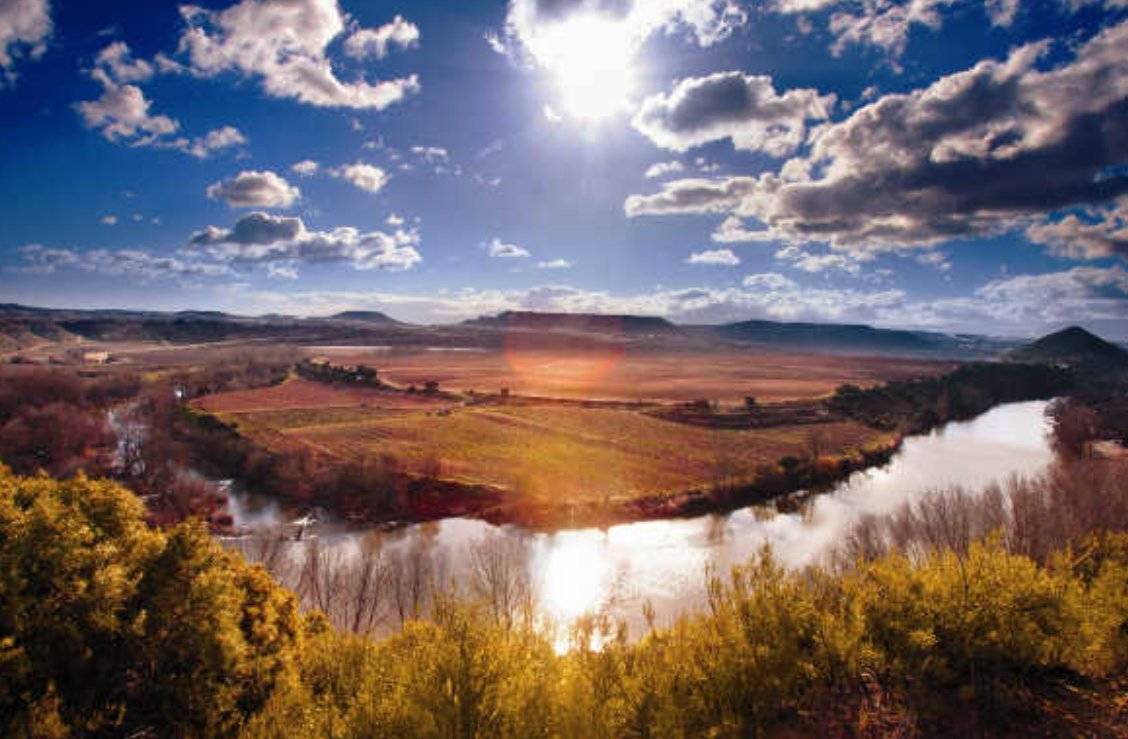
[227,400,1055,643]
[536,531,611,621]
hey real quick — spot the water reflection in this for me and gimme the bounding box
[226,400,1054,641]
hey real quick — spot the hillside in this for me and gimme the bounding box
[1009,326,1128,367]
[329,310,402,325]
[462,310,679,335]
[0,303,1016,359]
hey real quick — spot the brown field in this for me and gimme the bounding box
[199,376,892,504]
[193,378,448,414]
[309,347,952,403]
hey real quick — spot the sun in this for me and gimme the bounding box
[537,15,637,121]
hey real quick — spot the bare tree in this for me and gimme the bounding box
[469,535,533,628]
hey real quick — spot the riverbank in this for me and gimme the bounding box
[183,397,903,531]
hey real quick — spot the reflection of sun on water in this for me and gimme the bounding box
[539,532,610,620]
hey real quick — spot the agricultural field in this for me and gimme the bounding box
[308,347,952,403]
[198,376,890,504]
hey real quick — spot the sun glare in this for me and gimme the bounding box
[538,15,637,121]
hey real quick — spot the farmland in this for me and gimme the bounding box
[304,346,952,403]
[196,365,895,512]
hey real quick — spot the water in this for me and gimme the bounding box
[226,400,1054,637]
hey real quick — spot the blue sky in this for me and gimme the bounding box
[1,0,1127,337]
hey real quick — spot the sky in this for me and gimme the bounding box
[0,0,1127,338]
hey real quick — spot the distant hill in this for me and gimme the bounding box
[0,303,1019,359]
[1008,326,1128,368]
[328,311,402,325]
[463,311,678,335]
[714,319,967,356]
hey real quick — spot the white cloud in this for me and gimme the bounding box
[76,73,179,144]
[1026,198,1128,260]
[183,125,246,158]
[331,162,389,194]
[505,0,748,65]
[486,238,531,258]
[343,15,419,59]
[177,0,420,109]
[76,42,244,158]
[202,265,1128,337]
[19,244,232,281]
[985,0,1020,26]
[502,0,748,120]
[711,215,778,243]
[291,159,320,176]
[828,0,954,61]
[633,71,834,156]
[644,161,685,179]
[0,0,50,82]
[206,170,300,208]
[538,258,573,269]
[100,214,118,226]
[94,41,153,83]
[914,250,952,271]
[410,145,449,162]
[774,244,862,274]
[189,211,422,273]
[687,248,740,265]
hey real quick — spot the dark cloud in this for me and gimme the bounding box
[627,22,1128,256]
[632,71,834,155]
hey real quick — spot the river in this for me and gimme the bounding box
[225,399,1054,641]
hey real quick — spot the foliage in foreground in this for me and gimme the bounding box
[2,467,1128,737]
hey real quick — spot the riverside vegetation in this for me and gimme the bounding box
[3,454,1128,737]
[2,350,1127,735]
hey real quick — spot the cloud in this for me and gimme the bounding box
[984,0,1020,26]
[331,162,389,194]
[291,159,320,176]
[774,244,861,273]
[206,170,300,208]
[626,22,1128,258]
[625,176,757,216]
[538,258,573,269]
[914,250,952,271]
[505,0,748,64]
[191,211,304,245]
[93,41,153,83]
[711,215,778,243]
[0,0,50,82]
[343,15,419,59]
[632,71,834,156]
[183,125,246,158]
[76,73,179,144]
[100,214,118,226]
[501,0,747,119]
[410,145,449,162]
[486,238,531,258]
[905,265,1128,334]
[76,42,245,157]
[644,161,685,179]
[18,244,231,281]
[828,0,954,61]
[687,248,740,265]
[188,211,422,272]
[177,0,420,109]
[1025,198,1128,260]
[205,265,1128,337]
